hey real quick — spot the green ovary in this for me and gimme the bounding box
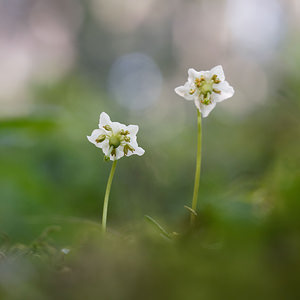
[201,83,213,96]
[109,135,121,148]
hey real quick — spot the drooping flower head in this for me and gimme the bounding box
[175,65,234,117]
[87,112,145,161]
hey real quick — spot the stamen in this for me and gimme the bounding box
[213,88,221,94]
[189,89,195,95]
[212,74,220,84]
[123,144,135,156]
[120,130,130,135]
[195,76,205,87]
[124,136,130,142]
[96,134,106,143]
[200,94,212,105]
[103,125,112,131]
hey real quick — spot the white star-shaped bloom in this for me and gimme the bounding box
[175,65,234,117]
[87,112,145,161]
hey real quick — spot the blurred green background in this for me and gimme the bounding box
[0,0,300,299]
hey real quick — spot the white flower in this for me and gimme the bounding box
[87,112,145,161]
[175,65,234,117]
[61,248,70,255]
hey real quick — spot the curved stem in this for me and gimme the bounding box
[102,160,117,234]
[191,109,202,225]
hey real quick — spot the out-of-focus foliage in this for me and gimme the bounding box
[1,0,300,299]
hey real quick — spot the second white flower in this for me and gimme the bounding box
[175,65,234,117]
[87,112,145,161]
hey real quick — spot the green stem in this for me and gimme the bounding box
[102,160,117,234]
[191,109,202,225]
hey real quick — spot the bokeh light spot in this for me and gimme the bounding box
[108,53,162,110]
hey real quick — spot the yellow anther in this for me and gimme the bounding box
[213,88,221,94]
[96,134,106,143]
[189,89,195,95]
[103,125,112,131]
[120,130,130,135]
[124,136,130,142]
[212,74,221,84]
[195,76,205,87]
[123,144,135,156]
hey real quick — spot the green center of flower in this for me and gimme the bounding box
[100,126,135,159]
[109,135,121,148]
[192,74,221,105]
[201,82,213,96]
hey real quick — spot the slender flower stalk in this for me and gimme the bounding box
[102,160,117,234]
[191,109,202,225]
[175,66,234,225]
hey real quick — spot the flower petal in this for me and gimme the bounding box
[87,128,107,147]
[114,146,125,160]
[134,146,145,156]
[194,98,201,111]
[202,71,212,81]
[111,122,126,134]
[188,68,200,82]
[128,136,137,145]
[127,125,139,135]
[199,101,216,118]
[213,81,234,102]
[125,138,145,157]
[126,145,145,157]
[210,65,225,81]
[98,112,111,128]
[174,82,194,100]
[101,139,110,154]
